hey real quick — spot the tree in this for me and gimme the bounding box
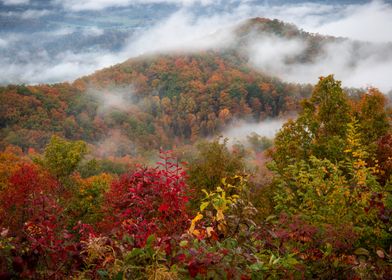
[247,132,273,153]
[187,138,246,207]
[273,75,351,167]
[355,88,390,146]
[38,135,87,180]
[310,75,350,138]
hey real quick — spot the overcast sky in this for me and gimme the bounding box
[0,0,391,92]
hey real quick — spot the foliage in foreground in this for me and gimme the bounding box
[0,76,391,279]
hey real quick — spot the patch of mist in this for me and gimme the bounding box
[86,85,137,115]
[221,119,285,147]
[93,129,137,158]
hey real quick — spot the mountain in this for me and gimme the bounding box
[0,18,368,155]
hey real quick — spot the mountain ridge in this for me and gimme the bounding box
[0,17,379,155]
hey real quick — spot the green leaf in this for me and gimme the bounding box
[125,248,143,261]
[323,243,333,256]
[250,263,265,271]
[354,248,369,256]
[285,255,299,266]
[146,234,156,247]
[200,201,209,211]
[265,215,277,222]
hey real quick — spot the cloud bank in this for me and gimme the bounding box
[54,0,220,11]
[1,0,29,5]
[123,10,241,56]
[125,0,392,91]
[0,50,124,85]
[247,35,392,92]
[307,0,392,43]
[0,9,51,19]
[222,119,285,142]
[0,0,391,94]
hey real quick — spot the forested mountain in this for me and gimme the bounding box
[1,17,371,155]
[1,19,319,155]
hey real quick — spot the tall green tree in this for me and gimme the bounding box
[274,75,351,167]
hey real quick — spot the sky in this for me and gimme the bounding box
[0,0,391,93]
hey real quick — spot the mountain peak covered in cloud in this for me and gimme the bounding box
[0,0,391,93]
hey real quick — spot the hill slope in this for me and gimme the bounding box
[1,52,311,154]
[0,18,359,154]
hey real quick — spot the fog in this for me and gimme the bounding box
[122,10,239,55]
[222,119,285,142]
[86,86,138,157]
[94,129,137,157]
[1,0,30,5]
[247,35,392,92]
[0,0,391,93]
[87,86,136,115]
[125,0,392,92]
[55,0,220,11]
[0,50,123,85]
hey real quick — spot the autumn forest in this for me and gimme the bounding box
[0,11,391,280]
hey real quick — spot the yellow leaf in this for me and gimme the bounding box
[192,229,201,237]
[206,227,214,237]
[217,222,227,234]
[189,212,203,235]
[216,209,225,221]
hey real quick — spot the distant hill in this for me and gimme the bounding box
[1,18,360,155]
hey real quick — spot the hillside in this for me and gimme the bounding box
[5,17,375,156]
[1,18,322,155]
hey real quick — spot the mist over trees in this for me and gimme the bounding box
[0,5,391,279]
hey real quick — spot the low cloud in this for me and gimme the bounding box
[54,0,220,11]
[87,86,136,115]
[251,1,392,43]
[0,9,51,19]
[1,0,29,5]
[82,27,105,37]
[247,36,392,92]
[0,50,124,84]
[222,119,285,142]
[0,35,17,48]
[247,35,306,74]
[0,0,391,92]
[123,10,240,56]
[94,129,137,157]
[86,87,139,157]
[307,1,392,43]
[123,0,392,92]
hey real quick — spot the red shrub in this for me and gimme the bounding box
[0,163,59,232]
[102,151,190,247]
